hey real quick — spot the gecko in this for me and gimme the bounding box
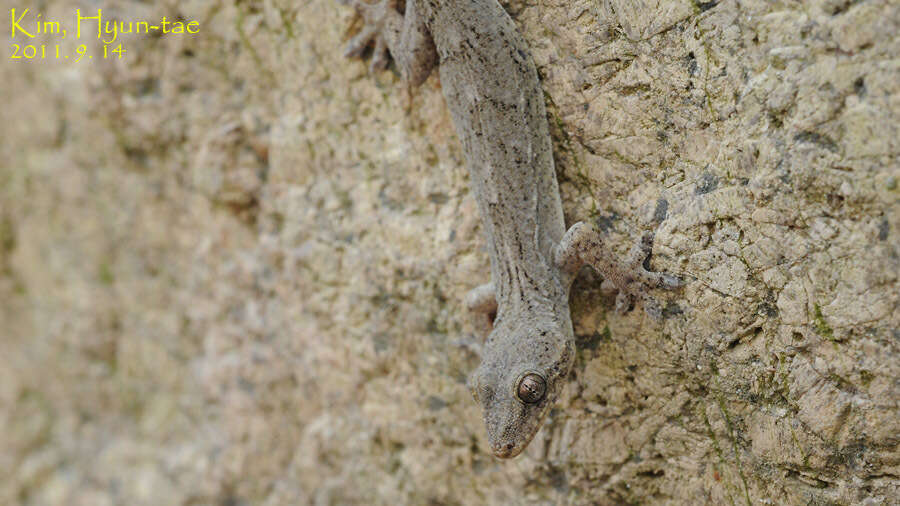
[340,0,680,459]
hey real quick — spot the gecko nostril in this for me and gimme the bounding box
[491,441,515,456]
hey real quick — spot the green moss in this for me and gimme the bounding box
[98,262,115,285]
[542,91,597,202]
[235,5,274,82]
[789,425,810,469]
[714,395,752,506]
[278,7,295,39]
[813,304,834,341]
[859,370,874,387]
[601,325,612,342]
[702,409,737,506]
[0,217,14,255]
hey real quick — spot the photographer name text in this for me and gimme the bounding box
[9,8,200,61]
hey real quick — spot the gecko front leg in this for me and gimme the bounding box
[342,0,437,86]
[465,281,497,336]
[465,282,497,317]
[554,222,681,319]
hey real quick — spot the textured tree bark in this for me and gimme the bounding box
[1,0,896,504]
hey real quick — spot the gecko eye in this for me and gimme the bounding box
[516,373,546,404]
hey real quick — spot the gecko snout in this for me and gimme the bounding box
[491,441,517,458]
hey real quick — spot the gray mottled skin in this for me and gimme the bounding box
[342,0,680,458]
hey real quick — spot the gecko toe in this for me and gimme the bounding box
[615,291,634,313]
[637,269,682,290]
[599,279,617,295]
[625,232,655,270]
[342,0,398,72]
[658,273,683,290]
[639,232,655,251]
[370,36,390,71]
[344,25,378,59]
[641,294,663,321]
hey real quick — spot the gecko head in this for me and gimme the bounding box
[468,318,575,459]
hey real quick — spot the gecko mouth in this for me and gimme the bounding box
[489,424,538,458]
[491,441,521,459]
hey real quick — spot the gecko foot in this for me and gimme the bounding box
[626,232,683,290]
[554,222,681,319]
[342,0,401,73]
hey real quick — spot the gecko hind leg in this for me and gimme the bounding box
[342,0,402,72]
[341,0,436,86]
[554,222,681,319]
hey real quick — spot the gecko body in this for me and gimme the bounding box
[342,0,679,459]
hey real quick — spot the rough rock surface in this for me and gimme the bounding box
[1,0,897,504]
